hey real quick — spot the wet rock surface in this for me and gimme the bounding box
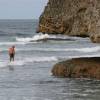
[52,57,100,79]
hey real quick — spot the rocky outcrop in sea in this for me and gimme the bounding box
[37,0,100,39]
[52,57,100,79]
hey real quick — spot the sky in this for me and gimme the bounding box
[0,0,48,19]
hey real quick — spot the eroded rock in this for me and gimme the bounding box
[38,0,100,37]
[90,34,100,43]
[52,57,100,79]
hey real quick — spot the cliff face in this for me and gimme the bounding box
[38,0,100,37]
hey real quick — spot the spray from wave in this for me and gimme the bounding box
[16,33,49,42]
[16,33,83,42]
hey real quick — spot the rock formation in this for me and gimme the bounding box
[52,57,100,79]
[90,34,100,43]
[37,0,100,37]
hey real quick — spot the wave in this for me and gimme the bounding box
[67,54,100,59]
[24,56,58,62]
[19,46,100,53]
[16,33,80,42]
[73,46,100,53]
[0,61,24,67]
[0,54,100,68]
[1,46,100,53]
[16,33,50,42]
[32,46,100,53]
[0,56,58,68]
[0,42,28,46]
[0,32,29,36]
[0,28,32,36]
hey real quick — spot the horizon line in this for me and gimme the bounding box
[0,18,38,20]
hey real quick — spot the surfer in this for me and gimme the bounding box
[9,46,15,62]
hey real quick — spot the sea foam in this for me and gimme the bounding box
[16,33,80,42]
[0,42,27,46]
[0,56,58,68]
[1,46,100,53]
[16,33,49,42]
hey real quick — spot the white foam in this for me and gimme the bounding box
[16,33,49,42]
[16,33,90,43]
[20,46,100,53]
[45,46,100,53]
[0,54,100,68]
[51,46,100,53]
[1,46,100,54]
[85,89,95,93]
[24,56,58,62]
[0,61,8,68]
[67,54,100,59]
[9,61,25,66]
[16,33,82,42]
[74,46,100,53]
[0,56,58,68]
[0,42,27,46]
[0,60,25,68]
[48,34,87,40]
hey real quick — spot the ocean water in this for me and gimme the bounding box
[0,19,100,100]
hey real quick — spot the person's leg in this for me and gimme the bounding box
[10,54,14,62]
[10,55,12,62]
[13,55,14,61]
[12,54,14,61]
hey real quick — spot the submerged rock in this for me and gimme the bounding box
[52,57,100,79]
[38,0,100,37]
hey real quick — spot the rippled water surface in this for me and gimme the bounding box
[0,19,100,100]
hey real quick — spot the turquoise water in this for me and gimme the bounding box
[0,19,100,100]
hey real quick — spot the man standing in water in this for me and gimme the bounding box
[9,46,15,62]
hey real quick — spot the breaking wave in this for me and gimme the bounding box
[16,34,49,42]
[16,33,81,42]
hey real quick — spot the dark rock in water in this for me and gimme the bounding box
[37,0,100,38]
[52,57,100,79]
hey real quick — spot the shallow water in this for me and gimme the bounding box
[0,19,100,100]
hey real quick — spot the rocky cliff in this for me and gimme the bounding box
[52,57,100,79]
[37,0,100,37]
